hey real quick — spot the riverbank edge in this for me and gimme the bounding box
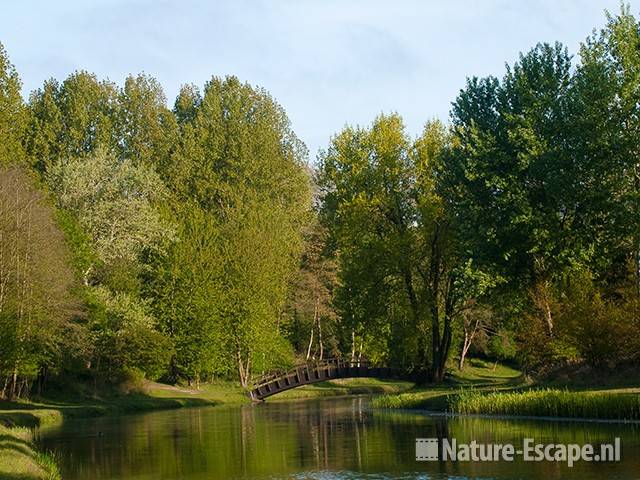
[0,377,413,479]
[0,424,61,480]
[0,382,238,480]
[371,387,640,422]
[0,392,221,480]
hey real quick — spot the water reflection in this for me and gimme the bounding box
[38,395,640,480]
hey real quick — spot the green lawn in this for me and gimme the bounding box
[372,359,523,410]
[271,377,414,400]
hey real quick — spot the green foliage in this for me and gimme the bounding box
[442,6,640,375]
[446,42,585,286]
[0,42,28,166]
[27,72,119,171]
[284,221,339,357]
[117,74,178,167]
[154,76,311,386]
[54,208,97,280]
[3,5,640,397]
[487,331,517,362]
[1,45,313,393]
[0,167,79,398]
[554,270,640,367]
[319,115,489,381]
[86,286,172,380]
[47,149,176,278]
[149,206,230,381]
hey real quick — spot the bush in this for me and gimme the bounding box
[517,270,640,372]
[87,286,173,381]
[558,272,639,367]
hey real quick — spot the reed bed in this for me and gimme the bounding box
[373,388,640,421]
[450,388,640,420]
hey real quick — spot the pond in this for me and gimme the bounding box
[37,395,640,479]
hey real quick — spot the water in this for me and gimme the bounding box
[37,396,640,479]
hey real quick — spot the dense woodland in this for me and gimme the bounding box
[1,7,640,399]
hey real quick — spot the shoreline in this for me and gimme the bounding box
[6,366,638,479]
[381,408,640,425]
[371,387,640,423]
[0,377,412,480]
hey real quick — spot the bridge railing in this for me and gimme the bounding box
[250,357,385,390]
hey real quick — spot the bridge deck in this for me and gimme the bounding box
[249,359,409,401]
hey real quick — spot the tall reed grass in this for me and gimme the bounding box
[449,388,640,420]
[373,388,640,420]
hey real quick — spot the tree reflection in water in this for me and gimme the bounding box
[38,395,640,480]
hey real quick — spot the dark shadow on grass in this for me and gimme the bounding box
[0,434,39,459]
[0,412,44,429]
[0,474,45,480]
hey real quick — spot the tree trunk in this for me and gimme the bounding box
[1,376,8,399]
[459,316,480,371]
[306,320,314,361]
[237,350,251,388]
[543,296,553,335]
[350,330,356,363]
[431,270,456,384]
[316,300,324,361]
[533,278,554,335]
[9,364,17,401]
[459,330,470,371]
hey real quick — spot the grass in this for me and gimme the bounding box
[448,359,524,385]
[372,359,640,422]
[449,388,640,420]
[272,377,414,400]
[371,359,523,411]
[0,425,60,480]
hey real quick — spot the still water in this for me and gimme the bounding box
[38,395,640,480]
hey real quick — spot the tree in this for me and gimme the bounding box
[573,6,640,288]
[319,115,483,382]
[158,76,312,386]
[27,71,119,172]
[443,8,640,371]
[86,285,172,382]
[445,43,591,335]
[286,220,338,360]
[0,42,28,166]
[0,167,77,399]
[46,149,176,286]
[149,206,229,385]
[117,74,178,168]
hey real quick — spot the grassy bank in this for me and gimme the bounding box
[0,380,249,429]
[372,360,640,421]
[372,360,524,410]
[272,378,414,400]
[0,376,414,428]
[374,387,640,421]
[0,425,60,480]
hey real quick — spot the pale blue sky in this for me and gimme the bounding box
[2,0,623,159]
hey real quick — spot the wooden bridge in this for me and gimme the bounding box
[248,358,411,401]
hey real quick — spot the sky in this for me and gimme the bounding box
[2,0,624,160]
